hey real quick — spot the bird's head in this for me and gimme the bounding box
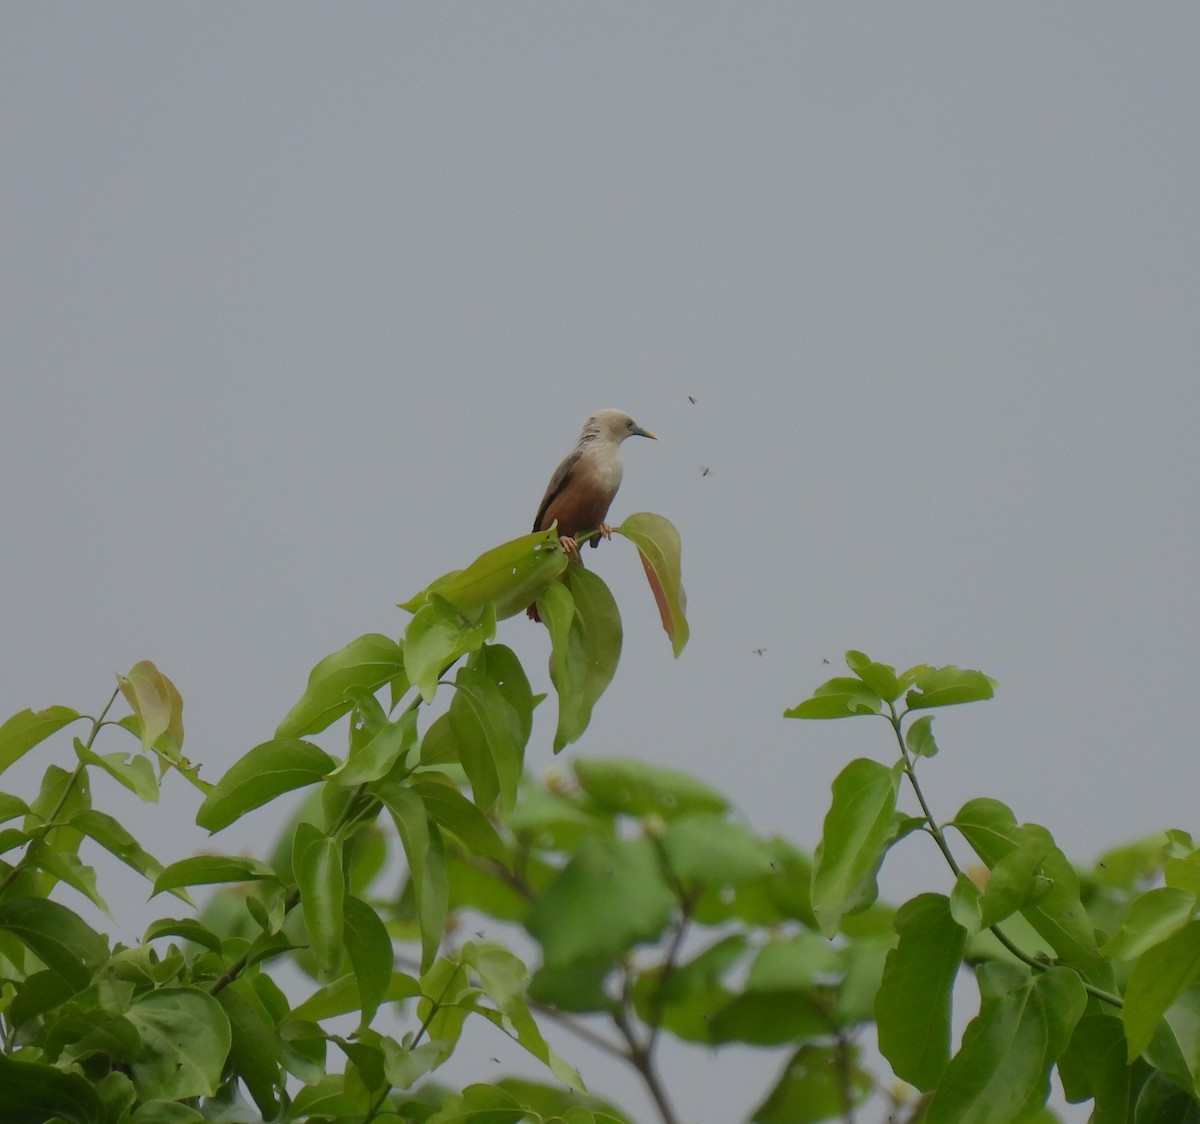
[581,409,657,444]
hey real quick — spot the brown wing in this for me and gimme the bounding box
[533,449,583,532]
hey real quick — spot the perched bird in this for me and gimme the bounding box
[528,409,656,618]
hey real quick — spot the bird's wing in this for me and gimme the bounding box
[533,448,584,532]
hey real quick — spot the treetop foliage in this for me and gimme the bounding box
[1,516,1197,1123]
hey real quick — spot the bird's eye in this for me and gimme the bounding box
[626,420,634,429]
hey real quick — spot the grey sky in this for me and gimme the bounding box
[4,7,1199,1121]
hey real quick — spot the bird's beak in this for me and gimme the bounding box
[635,426,657,440]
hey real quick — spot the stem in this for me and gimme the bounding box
[831,1027,855,1124]
[888,708,1123,1010]
[612,1007,683,1124]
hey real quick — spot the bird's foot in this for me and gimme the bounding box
[599,522,613,540]
[558,535,581,561]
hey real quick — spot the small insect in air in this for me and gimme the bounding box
[752,647,766,657]
[688,395,697,404]
[700,465,711,477]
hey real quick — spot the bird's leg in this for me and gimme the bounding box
[558,535,581,561]
[598,522,613,540]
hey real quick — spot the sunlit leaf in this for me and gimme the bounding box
[1103,886,1198,961]
[784,677,883,720]
[197,739,335,833]
[403,595,493,702]
[276,634,407,739]
[811,758,899,935]
[1123,920,1200,1059]
[0,706,81,775]
[74,742,159,802]
[906,715,939,758]
[905,664,995,710]
[845,651,902,700]
[402,528,569,623]
[953,798,1106,978]
[117,660,184,753]
[331,710,417,787]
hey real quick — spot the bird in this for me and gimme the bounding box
[528,409,656,619]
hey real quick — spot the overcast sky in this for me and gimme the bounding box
[4,7,1199,1121]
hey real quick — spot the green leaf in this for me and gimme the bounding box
[560,564,623,749]
[1059,1014,1146,1124]
[376,784,448,972]
[0,1052,104,1124]
[905,664,995,710]
[153,854,278,895]
[197,738,336,832]
[661,815,776,887]
[952,798,1107,978]
[344,896,393,1030]
[0,792,30,824]
[926,962,1087,1124]
[538,567,623,752]
[295,828,345,982]
[69,809,165,888]
[0,897,109,990]
[527,836,675,967]
[404,528,570,623]
[130,1103,204,1124]
[23,837,108,915]
[784,677,883,719]
[412,777,507,864]
[1103,886,1198,961]
[332,710,417,787]
[290,971,420,1023]
[978,841,1053,928]
[403,594,493,702]
[845,651,903,700]
[468,643,538,747]
[0,706,81,775]
[466,942,585,1089]
[74,742,159,802]
[907,714,939,758]
[215,979,281,1117]
[615,512,688,656]
[751,1043,872,1124]
[143,918,223,955]
[448,666,524,815]
[126,988,231,1100]
[573,756,728,819]
[1123,919,1200,1059]
[876,893,966,1090]
[276,634,407,739]
[116,660,184,753]
[1135,1071,1200,1124]
[811,758,899,935]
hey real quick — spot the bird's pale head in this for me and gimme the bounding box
[580,409,657,444]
